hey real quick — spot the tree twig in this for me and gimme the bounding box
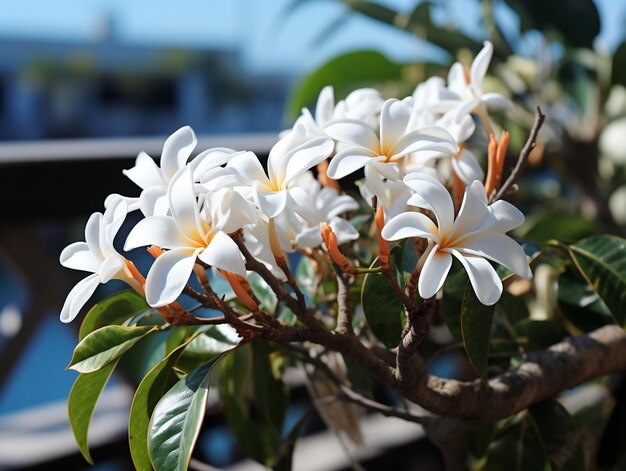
[332,264,354,336]
[491,106,546,202]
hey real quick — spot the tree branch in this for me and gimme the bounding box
[333,265,354,336]
[398,324,626,422]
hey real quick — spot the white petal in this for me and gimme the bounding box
[382,212,438,241]
[315,86,335,125]
[59,273,101,323]
[190,147,236,179]
[329,217,359,244]
[253,183,288,219]
[380,99,411,149]
[161,126,197,181]
[168,167,204,240]
[140,188,168,217]
[447,62,468,96]
[226,151,268,186]
[101,197,127,251]
[99,255,125,283]
[124,215,193,250]
[145,247,199,307]
[283,136,334,186]
[470,41,493,94]
[403,173,455,230]
[451,149,484,185]
[418,249,452,299]
[210,189,258,233]
[489,200,525,232]
[459,232,532,279]
[449,184,493,241]
[451,250,502,305]
[84,212,103,259]
[200,167,243,192]
[268,123,306,180]
[323,191,359,218]
[327,148,376,179]
[198,231,246,276]
[123,152,165,190]
[482,93,513,110]
[392,126,457,158]
[294,225,322,249]
[60,242,101,272]
[369,159,401,180]
[324,119,379,151]
[287,186,317,224]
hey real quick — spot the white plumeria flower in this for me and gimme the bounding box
[359,165,414,220]
[439,41,512,114]
[406,102,484,185]
[295,86,336,139]
[204,123,333,222]
[59,197,142,323]
[325,98,458,181]
[124,167,256,307]
[121,126,235,216]
[332,87,384,130]
[382,173,531,305]
[278,172,359,248]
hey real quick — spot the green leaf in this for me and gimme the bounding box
[79,290,150,341]
[486,415,548,471]
[68,325,158,373]
[129,334,201,471]
[460,279,495,382]
[557,273,613,332]
[219,342,289,468]
[612,41,626,88]
[176,325,241,373]
[568,235,626,325]
[442,264,494,380]
[68,360,119,465]
[361,270,404,348]
[528,400,585,471]
[148,353,227,471]
[286,50,403,120]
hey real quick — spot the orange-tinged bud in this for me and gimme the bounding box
[321,223,356,274]
[375,205,391,270]
[221,270,259,313]
[147,245,165,259]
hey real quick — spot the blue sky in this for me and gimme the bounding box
[0,0,624,73]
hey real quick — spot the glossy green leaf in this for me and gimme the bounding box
[79,290,150,341]
[68,325,158,373]
[219,342,289,469]
[129,335,201,471]
[557,273,613,332]
[286,50,403,120]
[568,235,626,325]
[148,353,227,471]
[176,325,241,373]
[612,41,626,88]
[460,279,495,382]
[361,270,404,348]
[68,359,119,465]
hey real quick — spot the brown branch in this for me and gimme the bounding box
[397,324,626,423]
[491,106,546,202]
[395,298,436,388]
[332,265,354,336]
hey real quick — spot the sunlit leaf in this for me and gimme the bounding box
[79,290,150,341]
[68,360,119,465]
[148,353,228,471]
[568,235,626,326]
[68,325,158,373]
[557,273,613,332]
[129,334,202,471]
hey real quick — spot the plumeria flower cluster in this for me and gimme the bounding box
[60,40,531,326]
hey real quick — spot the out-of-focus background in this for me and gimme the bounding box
[1,0,625,470]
